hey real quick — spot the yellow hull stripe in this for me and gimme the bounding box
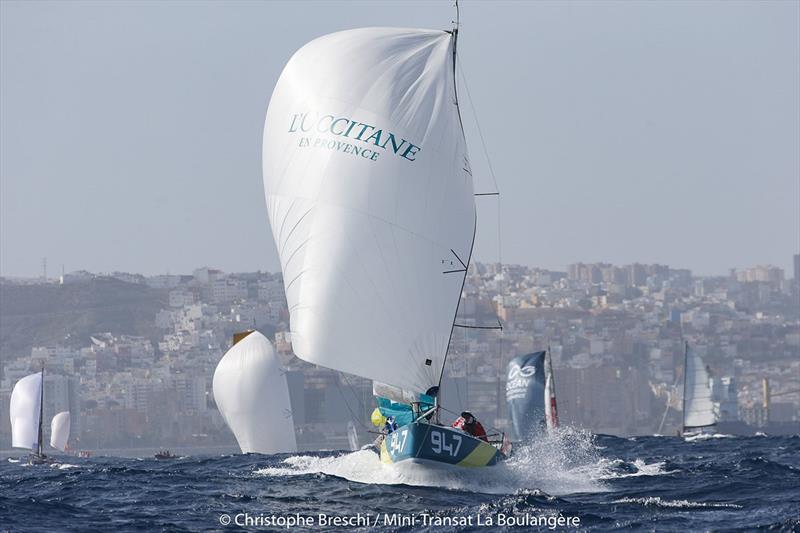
[380,439,393,464]
[456,440,497,467]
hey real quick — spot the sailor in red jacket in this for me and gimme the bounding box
[451,411,488,442]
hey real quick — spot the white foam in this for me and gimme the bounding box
[255,426,615,496]
[613,496,742,509]
[598,459,676,479]
[684,433,734,442]
[52,462,79,469]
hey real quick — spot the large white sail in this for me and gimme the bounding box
[212,331,297,454]
[683,343,717,429]
[50,411,71,452]
[10,372,42,451]
[262,27,475,394]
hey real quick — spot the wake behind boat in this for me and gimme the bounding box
[261,7,509,469]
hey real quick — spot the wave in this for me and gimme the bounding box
[613,496,742,509]
[683,433,734,442]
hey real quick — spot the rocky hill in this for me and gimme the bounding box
[0,278,167,361]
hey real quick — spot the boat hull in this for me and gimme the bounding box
[380,422,502,467]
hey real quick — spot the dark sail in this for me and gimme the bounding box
[506,351,546,441]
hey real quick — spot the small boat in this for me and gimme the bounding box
[9,365,53,465]
[154,450,177,460]
[681,341,718,437]
[506,348,559,442]
[212,330,297,455]
[261,4,509,469]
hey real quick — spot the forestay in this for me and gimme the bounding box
[212,331,297,454]
[10,372,42,451]
[262,27,475,394]
[684,344,717,428]
[50,411,71,452]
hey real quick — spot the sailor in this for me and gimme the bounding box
[384,416,398,434]
[452,411,488,442]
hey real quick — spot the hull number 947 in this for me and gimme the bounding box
[430,430,462,457]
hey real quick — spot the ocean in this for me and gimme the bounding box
[1,431,798,532]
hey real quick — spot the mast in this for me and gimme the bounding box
[681,340,688,435]
[37,364,44,457]
[437,0,473,393]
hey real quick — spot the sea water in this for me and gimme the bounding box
[1,430,797,531]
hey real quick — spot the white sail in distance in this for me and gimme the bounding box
[544,350,559,431]
[262,27,475,394]
[212,331,297,454]
[683,343,717,429]
[10,372,43,451]
[50,411,71,452]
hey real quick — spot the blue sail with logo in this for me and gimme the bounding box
[506,351,547,441]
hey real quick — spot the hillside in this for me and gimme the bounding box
[0,278,167,360]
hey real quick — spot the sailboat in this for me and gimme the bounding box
[212,330,297,454]
[681,341,718,437]
[262,11,507,468]
[50,411,71,453]
[506,349,559,441]
[9,366,52,464]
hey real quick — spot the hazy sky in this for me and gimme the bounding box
[1,0,798,278]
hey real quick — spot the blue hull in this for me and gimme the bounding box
[380,422,503,467]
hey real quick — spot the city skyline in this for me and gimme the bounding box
[1,1,798,278]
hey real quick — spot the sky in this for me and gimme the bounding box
[1,0,798,278]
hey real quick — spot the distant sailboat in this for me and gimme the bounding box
[506,349,559,441]
[212,330,297,454]
[50,411,71,452]
[682,341,718,437]
[9,366,51,464]
[262,10,507,468]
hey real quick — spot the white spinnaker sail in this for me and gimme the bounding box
[544,351,559,431]
[262,28,475,395]
[10,372,42,450]
[212,331,297,454]
[50,411,71,452]
[684,344,717,428]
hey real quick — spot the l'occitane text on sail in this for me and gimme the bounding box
[288,111,422,161]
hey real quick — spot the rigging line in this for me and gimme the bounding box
[335,373,372,432]
[457,60,500,195]
[458,59,503,267]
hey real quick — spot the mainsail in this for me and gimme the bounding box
[50,411,71,452]
[544,349,559,430]
[10,372,43,451]
[262,27,475,395]
[212,331,297,454]
[506,352,547,441]
[683,341,717,430]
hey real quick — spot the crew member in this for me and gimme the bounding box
[451,411,488,442]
